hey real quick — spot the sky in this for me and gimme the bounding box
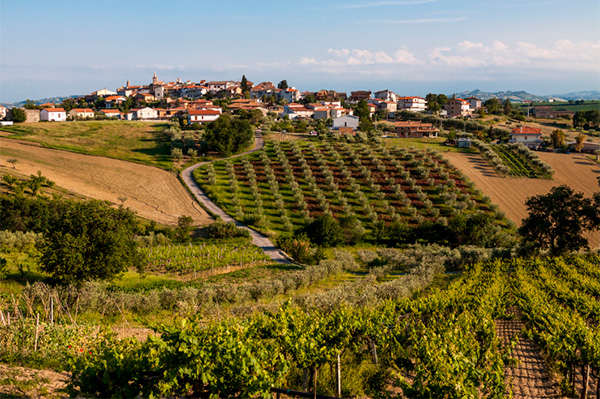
[1,0,599,102]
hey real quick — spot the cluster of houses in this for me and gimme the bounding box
[2,73,487,128]
[4,74,582,146]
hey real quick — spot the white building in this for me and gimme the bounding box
[332,115,359,130]
[374,90,398,103]
[40,108,67,122]
[398,96,427,112]
[134,107,158,120]
[188,109,221,124]
[99,109,122,118]
[510,126,543,145]
[279,87,302,103]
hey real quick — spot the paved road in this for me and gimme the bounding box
[181,132,293,264]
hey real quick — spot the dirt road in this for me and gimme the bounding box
[182,132,293,265]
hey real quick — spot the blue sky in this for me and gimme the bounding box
[1,0,599,102]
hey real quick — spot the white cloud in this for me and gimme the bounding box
[328,48,350,57]
[429,39,600,72]
[299,57,317,65]
[312,47,421,67]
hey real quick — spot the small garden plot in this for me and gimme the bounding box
[138,243,270,276]
[491,144,553,179]
[194,140,499,235]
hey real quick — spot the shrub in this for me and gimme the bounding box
[208,220,250,239]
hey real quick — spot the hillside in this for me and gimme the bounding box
[0,137,211,226]
[456,89,600,102]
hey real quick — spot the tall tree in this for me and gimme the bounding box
[41,199,143,287]
[240,75,249,92]
[204,114,254,156]
[10,108,26,123]
[574,134,585,152]
[550,129,565,148]
[518,185,599,256]
[277,80,288,90]
[503,99,513,115]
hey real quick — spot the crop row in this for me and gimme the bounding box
[195,140,498,234]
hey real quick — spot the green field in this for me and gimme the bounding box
[0,120,173,169]
[195,139,499,236]
[515,100,600,113]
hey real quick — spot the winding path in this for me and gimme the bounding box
[181,132,292,264]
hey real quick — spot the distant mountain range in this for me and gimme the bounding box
[455,89,600,102]
[0,95,82,109]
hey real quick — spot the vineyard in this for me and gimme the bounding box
[194,139,507,235]
[138,243,269,276]
[60,254,599,398]
[491,143,554,178]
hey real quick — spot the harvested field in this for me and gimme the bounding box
[0,138,212,226]
[443,150,600,247]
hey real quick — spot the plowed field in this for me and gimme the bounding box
[0,138,211,226]
[442,150,600,247]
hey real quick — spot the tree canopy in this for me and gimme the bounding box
[518,185,600,256]
[203,114,254,156]
[39,198,143,287]
[10,108,26,123]
[277,80,288,90]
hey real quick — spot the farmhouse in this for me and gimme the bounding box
[133,107,159,120]
[395,121,439,138]
[40,108,67,122]
[510,126,543,145]
[0,105,6,119]
[68,108,95,119]
[188,109,221,124]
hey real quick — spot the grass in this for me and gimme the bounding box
[0,120,173,169]
[383,136,477,154]
[515,100,600,113]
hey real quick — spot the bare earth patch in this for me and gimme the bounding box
[0,364,69,398]
[496,309,565,399]
[0,138,212,226]
[443,150,600,248]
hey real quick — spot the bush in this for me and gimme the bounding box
[301,215,343,247]
[208,220,250,239]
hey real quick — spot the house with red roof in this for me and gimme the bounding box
[510,126,543,145]
[188,109,221,124]
[444,98,472,117]
[395,121,439,138]
[68,108,95,119]
[279,87,302,103]
[40,108,67,122]
[99,109,121,118]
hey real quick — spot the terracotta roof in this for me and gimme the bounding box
[43,108,65,112]
[398,96,425,100]
[189,110,221,115]
[101,109,121,113]
[511,126,542,135]
[72,108,94,113]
